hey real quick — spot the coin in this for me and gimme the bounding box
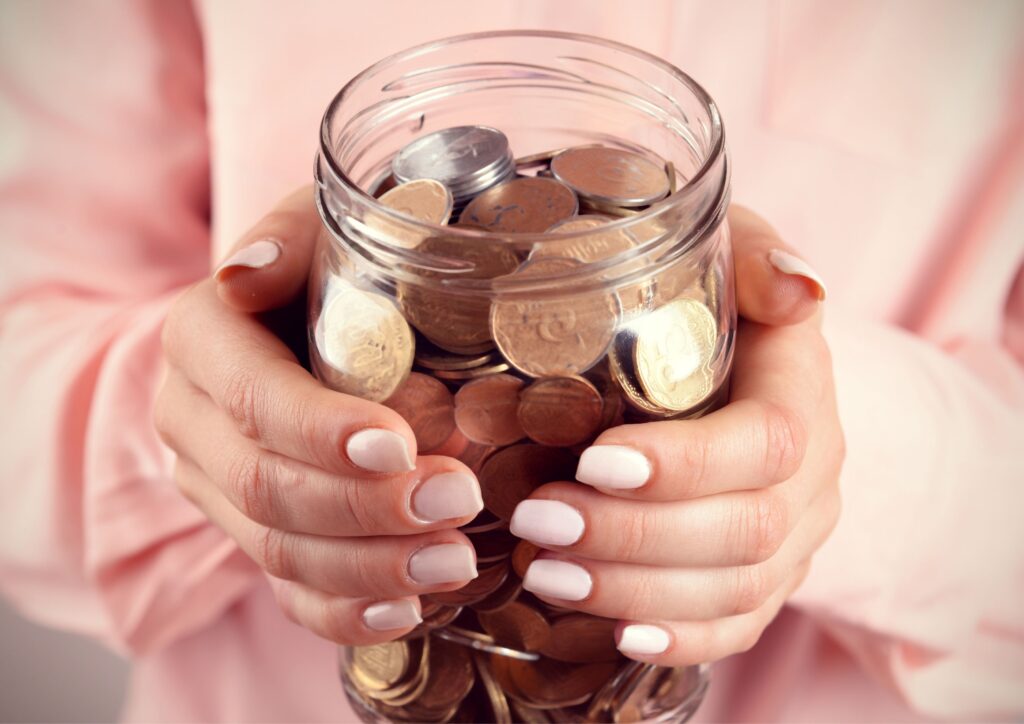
[316,280,414,402]
[511,540,542,578]
[514,147,567,171]
[415,344,497,372]
[370,178,454,249]
[540,614,620,663]
[535,215,636,263]
[383,372,455,452]
[467,527,518,563]
[607,331,667,416]
[471,570,523,613]
[585,660,643,720]
[509,657,619,709]
[427,561,509,607]
[634,298,717,411]
[551,146,669,207]
[350,641,410,693]
[433,360,511,381]
[460,177,579,233]
[478,444,578,521]
[393,126,515,206]
[478,601,551,651]
[491,257,621,378]
[613,665,665,723]
[453,373,526,446]
[374,638,431,706]
[475,654,513,724]
[410,637,475,715]
[517,376,603,447]
[456,441,498,474]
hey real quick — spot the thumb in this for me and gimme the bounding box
[728,204,827,326]
[213,185,321,313]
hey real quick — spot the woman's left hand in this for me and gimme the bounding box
[512,207,845,666]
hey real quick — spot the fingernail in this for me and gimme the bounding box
[510,499,584,546]
[408,544,478,585]
[362,600,422,631]
[618,624,671,655]
[576,445,650,490]
[523,559,592,601]
[412,472,483,522]
[214,239,281,279]
[346,429,414,473]
[768,249,827,301]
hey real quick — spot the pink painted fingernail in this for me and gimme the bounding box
[523,559,592,601]
[345,429,414,473]
[214,239,281,279]
[576,445,650,490]
[412,472,483,522]
[510,500,584,546]
[618,624,671,655]
[408,544,478,585]
[768,250,827,300]
[362,600,422,631]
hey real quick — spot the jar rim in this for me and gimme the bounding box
[317,30,727,281]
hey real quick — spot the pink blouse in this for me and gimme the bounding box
[1,1,1022,720]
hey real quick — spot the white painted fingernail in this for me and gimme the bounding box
[412,472,483,522]
[523,559,592,601]
[510,500,584,546]
[618,624,671,655]
[576,445,650,490]
[346,429,414,473]
[408,544,478,585]
[214,239,281,278]
[362,600,422,631]
[768,250,827,300]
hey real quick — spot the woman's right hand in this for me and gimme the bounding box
[154,187,484,646]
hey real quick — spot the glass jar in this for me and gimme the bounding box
[310,30,732,724]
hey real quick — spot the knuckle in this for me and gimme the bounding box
[223,366,266,440]
[609,509,649,562]
[253,526,293,580]
[622,570,661,618]
[759,400,806,484]
[676,427,710,498]
[731,564,772,615]
[226,450,278,527]
[338,476,390,535]
[741,491,789,564]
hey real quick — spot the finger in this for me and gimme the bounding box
[511,479,818,567]
[729,204,826,326]
[520,489,838,621]
[213,185,321,313]
[614,559,811,666]
[174,458,479,598]
[158,371,483,535]
[269,578,424,645]
[163,281,419,476]
[575,320,829,500]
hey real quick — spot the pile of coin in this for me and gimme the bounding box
[316,125,726,723]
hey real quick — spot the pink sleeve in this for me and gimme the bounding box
[0,1,259,654]
[790,208,1024,714]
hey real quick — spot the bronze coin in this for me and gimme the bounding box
[403,637,475,716]
[490,257,621,378]
[511,540,542,578]
[402,602,463,640]
[456,441,499,474]
[453,373,526,446]
[475,654,514,724]
[478,601,552,652]
[460,177,578,233]
[478,444,578,521]
[426,561,509,607]
[509,657,619,709]
[398,283,494,355]
[540,614,620,663]
[414,345,497,372]
[467,527,518,563]
[461,507,504,534]
[471,570,523,614]
[383,372,455,452]
[551,146,669,207]
[536,215,637,264]
[433,360,512,381]
[517,376,603,447]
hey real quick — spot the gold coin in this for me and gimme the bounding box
[371,178,454,249]
[491,257,621,378]
[534,215,637,264]
[350,640,410,693]
[634,298,717,411]
[475,654,513,724]
[551,146,669,207]
[607,331,667,416]
[316,281,414,402]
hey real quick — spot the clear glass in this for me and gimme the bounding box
[311,30,733,723]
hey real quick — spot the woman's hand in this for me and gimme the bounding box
[512,206,843,666]
[155,188,485,646]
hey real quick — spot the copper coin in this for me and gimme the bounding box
[540,614,620,663]
[475,654,514,724]
[536,215,637,264]
[398,283,494,355]
[511,540,542,578]
[459,177,578,233]
[491,257,621,378]
[426,561,509,607]
[456,441,499,474]
[478,444,578,521]
[453,373,526,446]
[517,376,603,447]
[409,637,475,713]
[471,570,523,614]
[467,527,518,563]
[383,372,455,452]
[509,657,619,709]
[433,360,511,382]
[478,601,552,652]
[461,507,504,534]
[551,146,669,207]
[415,344,496,372]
